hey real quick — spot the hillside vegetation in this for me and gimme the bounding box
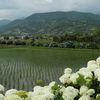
[0,20,11,26]
[0,11,100,36]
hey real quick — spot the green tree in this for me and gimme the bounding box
[53,36,60,42]
[59,35,65,43]
[23,36,29,40]
[14,36,19,39]
[39,35,43,40]
[68,34,77,41]
[76,36,85,42]
[93,27,100,36]
[93,37,100,43]
[4,36,9,40]
[31,36,35,41]
[84,35,94,42]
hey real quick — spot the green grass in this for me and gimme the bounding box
[35,39,52,43]
[0,47,99,92]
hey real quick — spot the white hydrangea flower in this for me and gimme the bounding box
[5,89,18,97]
[59,86,66,93]
[96,94,100,99]
[87,60,99,71]
[97,77,100,81]
[26,91,33,100]
[26,98,31,100]
[78,67,89,73]
[80,85,88,95]
[62,86,79,100]
[70,73,79,84]
[42,92,55,100]
[0,84,4,92]
[94,68,100,78]
[81,71,93,84]
[64,68,72,74]
[78,94,91,100]
[31,92,55,100]
[59,73,71,84]
[96,56,100,65]
[49,81,56,87]
[77,70,93,85]
[66,77,71,84]
[82,72,93,79]
[4,95,22,100]
[87,60,97,65]
[32,85,55,100]
[33,86,44,95]
[0,94,5,100]
[94,68,100,81]
[31,96,42,100]
[43,86,53,93]
[86,89,95,96]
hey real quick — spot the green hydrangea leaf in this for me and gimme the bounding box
[86,77,92,88]
[54,96,64,100]
[52,82,59,90]
[16,91,28,98]
[76,73,86,86]
[91,98,96,100]
[36,80,46,87]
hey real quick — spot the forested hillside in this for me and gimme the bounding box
[0,11,100,36]
[0,20,11,26]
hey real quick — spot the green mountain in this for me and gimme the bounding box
[0,20,11,26]
[1,11,100,36]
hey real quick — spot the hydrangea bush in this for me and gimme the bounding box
[0,57,100,100]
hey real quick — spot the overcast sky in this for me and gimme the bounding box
[0,0,100,20]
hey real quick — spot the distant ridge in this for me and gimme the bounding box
[0,20,11,26]
[0,11,100,36]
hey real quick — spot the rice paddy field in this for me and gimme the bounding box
[0,46,99,92]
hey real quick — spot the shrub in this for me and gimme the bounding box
[0,41,6,44]
[30,40,34,44]
[13,41,21,45]
[49,42,58,47]
[74,42,80,48]
[85,42,99,49]
[26,43,30,45]
[35,42,43,46]
[31,41,43,46]
[64,42,75,48]
[43,43,50,47]
[6,41,13,45]
[21,41,26,45]
[58,43,65,48]
[79,42,87,48]
[31,42,35,46]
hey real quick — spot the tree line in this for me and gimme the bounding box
[53,27,100,43]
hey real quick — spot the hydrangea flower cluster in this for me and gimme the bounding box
[0,57,100,100]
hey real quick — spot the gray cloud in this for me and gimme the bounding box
[0,0,19,9]
[0,0,100,20]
